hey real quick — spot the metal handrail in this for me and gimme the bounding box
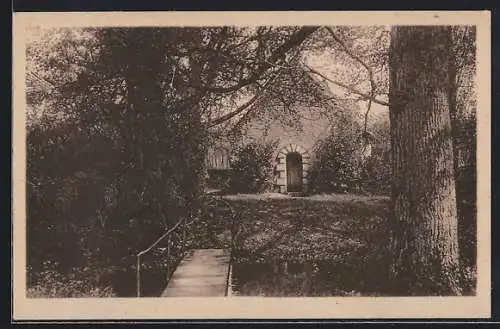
[136,217,187,297]
[135,195,238,297]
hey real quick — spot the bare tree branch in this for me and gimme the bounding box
[302,64,389,107]
[207,92,261,128]
[198,27,320,94]
[325,27,379,136]
[207,70,282,128]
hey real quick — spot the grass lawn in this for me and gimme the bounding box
[205,192,392,296]
[223,192,390,261]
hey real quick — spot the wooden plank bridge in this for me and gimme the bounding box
[136,194,236,297]
[162,249,231,297]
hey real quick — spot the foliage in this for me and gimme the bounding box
[307,112,391,195]
[206,169,233,191]
[308,139,360,194]
[26,26,319,296]
[308,110,365,194]
[455,114,477,270]
[27,120,118,274]
[362,115,391,194]
[27,262,115,298]
[229,141,278,193]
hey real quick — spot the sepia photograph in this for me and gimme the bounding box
[12,11,491,320]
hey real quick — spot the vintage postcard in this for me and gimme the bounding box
[12,11,491,320]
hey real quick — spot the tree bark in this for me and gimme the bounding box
[389,26,461,296]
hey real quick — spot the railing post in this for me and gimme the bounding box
[136,214,201,297]
[136,254,141,297]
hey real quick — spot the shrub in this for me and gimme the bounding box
[27,264,116,298]
[308,133,362,194]
[27,123,118,275]
[206,169,233,191]
[26,109,207,297]
[361,145,391,195]
[308,115,391,196]
[229,141,278,194]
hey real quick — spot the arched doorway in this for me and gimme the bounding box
[275,143,310,194]
[286,152,303,192]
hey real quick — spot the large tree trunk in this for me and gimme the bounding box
[389,26,461,296]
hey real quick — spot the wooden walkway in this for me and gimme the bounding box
[161,249,231,297]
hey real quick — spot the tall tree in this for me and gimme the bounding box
[389,26,461,295]
[25,26,321,286]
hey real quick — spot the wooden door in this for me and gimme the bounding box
[286,152,303,192]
